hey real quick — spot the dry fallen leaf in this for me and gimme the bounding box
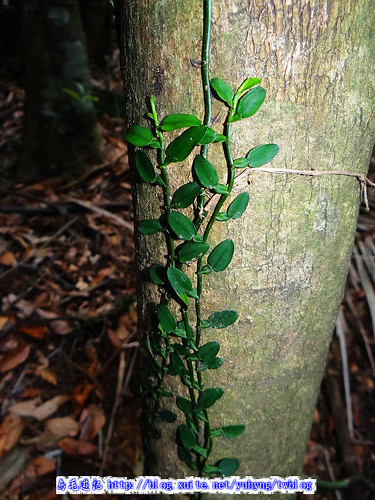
[72,382,94,415]
[9,395,70,421]
[0,413,23,458]
[0,343,30,373]
[36,308,71,335]
[44,417,79,439]
[17,325,48,339]
[0,251,17,266]
[9,398,41,418]
[79,404,105,441]
[58,437,97,455]
[36,367,57,386]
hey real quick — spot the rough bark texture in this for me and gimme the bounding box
[20,0,101,181]
[117,0,375,498]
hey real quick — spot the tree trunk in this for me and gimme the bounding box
[20,0,101,181]
[116,0,375,497]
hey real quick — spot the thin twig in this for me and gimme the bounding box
[68,198,133,232]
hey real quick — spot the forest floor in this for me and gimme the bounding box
[0,78,374,500]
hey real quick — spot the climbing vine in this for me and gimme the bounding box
[125,0,279,490]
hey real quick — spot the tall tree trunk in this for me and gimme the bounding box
[117,0,375,496]
[20,0,101,181]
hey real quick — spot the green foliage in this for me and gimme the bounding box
[124,0,278,490]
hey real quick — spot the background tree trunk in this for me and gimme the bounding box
[117,0,375,496]
[20,0,101,181]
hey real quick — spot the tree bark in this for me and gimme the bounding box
[117,0,375,497]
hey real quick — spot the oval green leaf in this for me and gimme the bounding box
[237,86,266,118]
[125,125,153,146]
[233,157,249,168]
[149,263,166,284]
[167,211,196,240]
[166,125,206,162]
[199,127,217,145]
[236,77,261,95]
[208,310,239,329]
[160,113,201,131]
[171,182,202,209]
[177,241,210,263]
[193,155,219,189]
[169,352,185,376]
[178,424,196,450]
[158,410,177,423]
[157,304,176,333]
[198,341,220,363]
[176,396,193,415]
[198,388,224,409]
[214,184,230,194]
[138,219,162,234]
[135,151,156,183]
[207,239,234,272]
[247,143,279,167]
[210,78,234,105]
[167,267,193,296]
[222,425,246,438]
[227,192,250,219]
[219,458,240,476]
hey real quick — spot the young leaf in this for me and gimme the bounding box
[215,213,230,222]
[193,155,219,189]
[218,458,240,476]
[247,144,279,167]
[208,310,239,329]
[227,192,250,219]
[176,396,193,415]
[160,114,201,131]
[149,263,166,284]
[138,219,162,234]
[214,184,230,194]
[210,78,234,105]
[166,125,206,162]
[198,341,220,363]
[167,268,194,296]
[198,388,224,409]
[177,241,210,263]
[125,125,153,146]
[213,134,226,143]
[178,424,196,449]
[171,182,202,209]
[233,157,249,168]
[236,86,266,118]
[207,239,234,272]
[157,304,176,333]
[236,77,261,95]
[167,212,196,240]
[192,445,208,458]
[199,127,217,145]
[135,151,156,183]
[222,424,246,438]
[158,410,177,423]
[204,464,221,474]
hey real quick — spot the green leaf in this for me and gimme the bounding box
[160,114,201,131]
[177,320,194,340]
[236,77,261,95]
[125,125,153,146]
[135,151,156,183]
[213,134,226,143]
[158,410,177,422]
[198,388,224,409]
[157,304,176,333]
[172,328,187,339]
[218,458,240,476]
[167,268,194,297]
[227,192,250,219]
[198,264,213,275]
[209,428,224,438]
[199,127,217,145]
[237,86,266,118]
[204,464,221,474]
[178,424,196,449]
[138,219,162,234]
[148,139,161,148]
[154,175,166,187]
[166,125,206,162]
[177,241,210,263]
[247,144,279,167]
[198,357,223,371]
[169,352,185,375]
[198,341,220,363]
[178,446,197,470]
[171,182,201,209]
[172,343,189,356]
[192,445,208,458]
[149,264,166,284]
[208,310,239,329]
[214,184,230,194]
[233,157,249,168]
[210,78,234,105]
[176,396,193,415]
[193,234,203,242]
[214,213,230,222]
[167,212,196,240]
[222,425,246,438]
[208,239,234,272]
[193,155,219,189]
